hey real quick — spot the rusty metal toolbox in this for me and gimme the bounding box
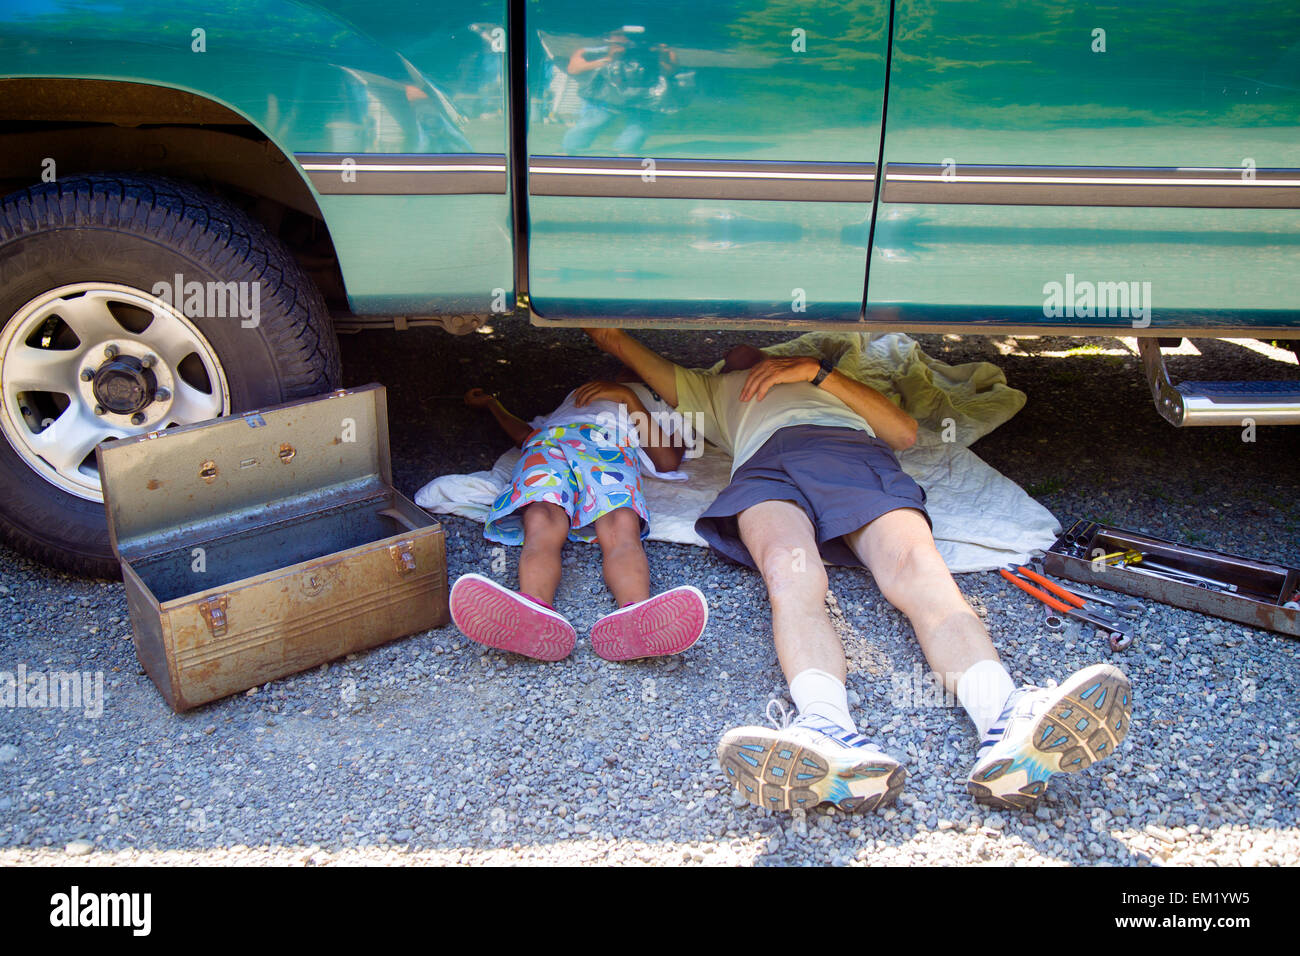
[96,384,448,711]
[1043,519,1299,638]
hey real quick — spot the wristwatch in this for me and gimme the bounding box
[811,358,835,387]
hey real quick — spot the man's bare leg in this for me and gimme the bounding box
[718,498,905,812]
[842,507,1132,810]
[841,507,1016,742]
[842,508,1000,695]
[736,499,844,683]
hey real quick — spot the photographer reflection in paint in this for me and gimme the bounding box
[561,25,692,154]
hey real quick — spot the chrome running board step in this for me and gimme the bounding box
[1138,339,1300,426]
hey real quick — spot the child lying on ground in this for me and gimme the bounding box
[449,379,708,662]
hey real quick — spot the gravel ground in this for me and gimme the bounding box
[1,323,1297,866]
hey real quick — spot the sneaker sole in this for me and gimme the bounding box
[590,585,708,661]
[717,729,906,814]
[449,574,576,662]
[967,663,1132,810]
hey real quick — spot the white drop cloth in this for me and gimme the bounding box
[414,332,1060,573]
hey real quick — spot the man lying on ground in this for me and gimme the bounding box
[584,328,1132,812]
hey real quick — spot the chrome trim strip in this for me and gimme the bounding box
[532,311,1300,338]
[890,173,1300,187]
[304,163,508,173]
[529,156,876,202]
[535,166,874,181]
[297,154,1300,207]
[882,163,1300,207]
[296,153,508,195]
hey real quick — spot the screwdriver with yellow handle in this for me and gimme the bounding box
[1094,549,1143,566]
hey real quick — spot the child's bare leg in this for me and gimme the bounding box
[593,507,650,607]
[518,502,570,605]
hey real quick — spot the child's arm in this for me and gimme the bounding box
[572,381,686,472]
[464,388,535,448]
[624,388,687,473]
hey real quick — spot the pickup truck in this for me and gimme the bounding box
[1,0,1298,576]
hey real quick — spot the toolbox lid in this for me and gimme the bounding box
[97,384,394,558]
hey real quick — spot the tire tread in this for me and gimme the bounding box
[0,174,341,577]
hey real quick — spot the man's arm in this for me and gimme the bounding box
[567,48,609,75]
[583,328,680,407]
[737,356,918,451]
[820,369,918,450]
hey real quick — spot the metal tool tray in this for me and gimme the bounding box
[1042,519,1298,638]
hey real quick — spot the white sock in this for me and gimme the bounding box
[957,659,1017,739]
[789,669,857,732]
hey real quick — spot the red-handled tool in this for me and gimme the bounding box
[1015,565,1090,609]
[999,567,1074,613]
[1016,565,1143,616]
[999,567,1132,652]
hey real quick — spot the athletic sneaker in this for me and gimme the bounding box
[717,704,905,813]
[448,573,576,662]
[967,662,1132,810]
[589,585,708,661]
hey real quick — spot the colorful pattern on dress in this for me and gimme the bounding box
[484,423,649,545]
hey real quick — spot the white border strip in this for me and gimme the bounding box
[890,173,1300,187]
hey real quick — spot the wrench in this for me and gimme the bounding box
[1069,590,1142,618]
[1002,566,1132,652]
[1042,605,1133,651]
[1029,558,1143,617]
[1124,559,1238,593]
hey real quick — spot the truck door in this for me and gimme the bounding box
[867,0,1300,337]
[524,0,891,325]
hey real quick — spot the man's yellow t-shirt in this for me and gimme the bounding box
[674,366,875,477]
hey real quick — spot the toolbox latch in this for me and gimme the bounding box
[389,541,417,576]
[199,595,229,636]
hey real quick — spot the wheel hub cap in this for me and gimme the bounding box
[0,283,231,501]
[92,356,157,414]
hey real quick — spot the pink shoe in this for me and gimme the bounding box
[449,573,576,661]
[590,585,709,661]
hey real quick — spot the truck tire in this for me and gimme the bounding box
[0,175,341,578]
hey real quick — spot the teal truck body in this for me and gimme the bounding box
[0,0,1297,574]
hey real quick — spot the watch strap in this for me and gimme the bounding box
[812,358,835,387]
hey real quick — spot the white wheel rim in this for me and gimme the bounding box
[0,282,231,501]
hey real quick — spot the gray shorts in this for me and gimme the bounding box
[695,425,930,570]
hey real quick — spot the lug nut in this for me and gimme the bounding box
[130,412,146,426]
[141,354,157,369]
[154,387,171,403]
[103,344,119,359]
[80,368,95,382]
[93,405,106,416]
